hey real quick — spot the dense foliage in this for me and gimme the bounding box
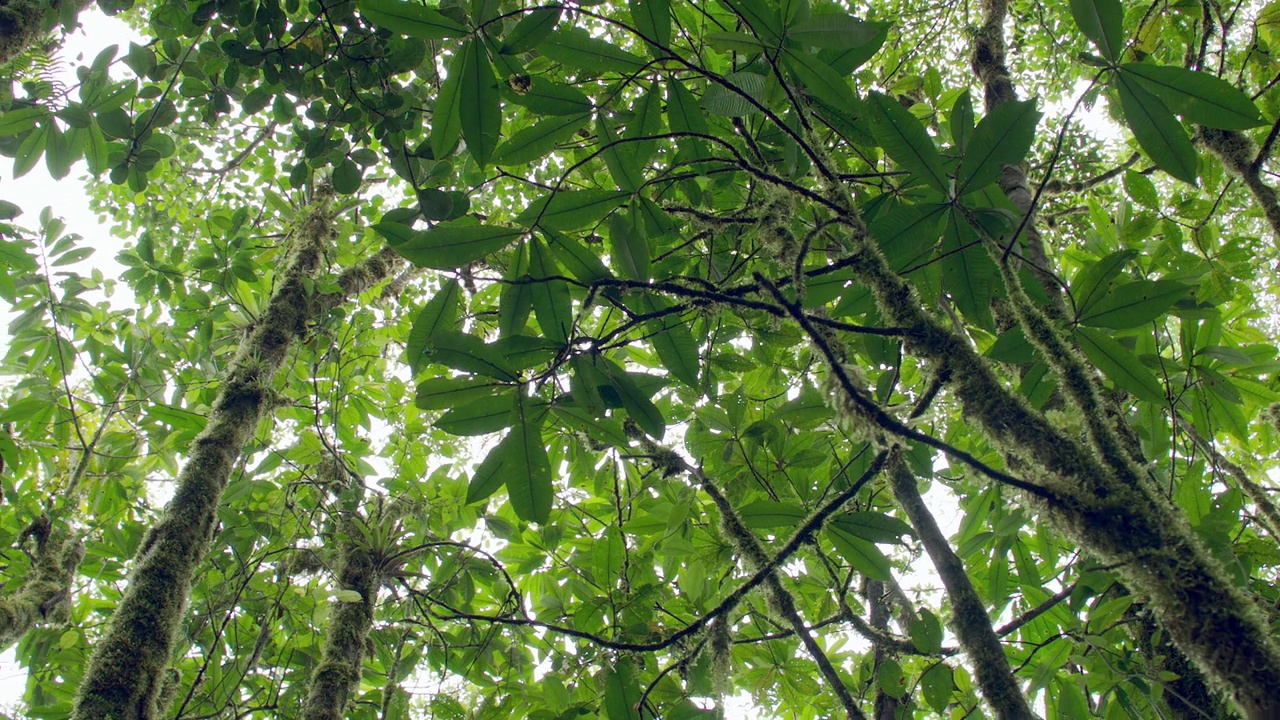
[3,0,1280,717]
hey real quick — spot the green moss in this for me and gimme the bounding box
[0,519,83,650]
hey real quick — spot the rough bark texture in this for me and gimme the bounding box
[1198,127,1280,249]
[865,579,900,720]
[887,455,1037,719]
[72,197,338,720]
[839,221,1280,718]
[301,541,378,720]
[0,517,83,650]
[0,0,91,67]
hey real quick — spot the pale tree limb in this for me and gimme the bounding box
[1198,127,1280,248]
[886,452,1039,720]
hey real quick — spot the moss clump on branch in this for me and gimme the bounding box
[301,540,378,720]
[0,516,84,650]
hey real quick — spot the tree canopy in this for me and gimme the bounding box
[3,0,1280,717]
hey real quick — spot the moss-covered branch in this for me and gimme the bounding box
[887,454,1037,719]
[835,209,1280,716]
[302,533,378,720]
[1198,127,1280,248]
[0,517,83,650]
[73,194,398,720]
[698,475,867,720]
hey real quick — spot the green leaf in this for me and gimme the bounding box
[492,112,591,166]
[920,664,954,712]
[818,21,889,74]
[432,49,466,158]
[44,121,72,180]
[830,512,916,545]
[540,28,649,73]
[597,113,645,192]
[666,79,711,161]
[332,158,363,194]
[1117,74,1198,185]
[940,210,997,331]
[1078,278,1192,329]
[956,99,1041,194]
[546,231,614,284]
[499,241,533,337]
[468,439,512,504]
[739,501,806,528]
[1120,63,1265,130]
[420,331,518,381]
[721,0,782,44]
[1069,0,1124,61]
[506,395,553,522]
[527,238,573,344]
[951,89,975,152]
[876,658,906,698]
[377,221,522,269]
[826,524,893,580]
[0,107,45,136]
[1070,249,1136,316]
[415,376,507,411]
[435,392,517,435]
[700,71,766,117]
[788,14,882,49]
[909,609,944,654]
[603,360,665,439]
[607,211,650,280]
[783,49,857,110]
[637,294,700,388]
[629,0,671,53]
[868,92,949,194]
[505,78,593,116]
[502,6,561,54]
[492,335,561,370]
[604,659,643,720]
[1123,170,1159,208]
[517,189,629,231]
[358,0,468,38]
[405,279,462,375]
[333,589,364,602]
[460,40,501,166]
[13,122,47,179]
[1076,327,1167,405]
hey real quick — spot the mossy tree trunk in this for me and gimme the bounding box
[0,517,82,649]
[72,196,401,720]
[301,540,379,720]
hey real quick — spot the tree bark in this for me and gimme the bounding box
[0,517,82,650]
[302,537,378,720]
[72,196,400,720]
[887,455,1038,720]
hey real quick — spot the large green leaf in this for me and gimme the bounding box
[783,49,857,110]
[1120,63,1265,130]
[501,6,561,54]
[830,512,916,545]
[468,438,512,504]
[1077,278,1192,329]
[432,49,466,158]
[788,14,882,49]
[460,40,501,166]
[603,360,665,439]
[1076,327,1167,405]
[517,189,630,230]
[505,395,553,523]
[868,92,949,194]
[527,238,574,344]
[1070,249,1137,317]
[826,523,892,580]
[505,78,594,116]
[607,211,650,280]
[435,393,517,435]
[629,0,672,53]
[603,659,643,720]
[540,27,649,73]
[956,99,1041,194]
[377,221,522,269]
[418,331,518,381]
[357,0,467,38]
[492,112,591,166]
[415,376,507,411]
[740,501,806,529]
[405,279,462,375]
[1069,0,1124,61]
[940,211,997,331]
[1117,74,1198,185]
[637,294,700,389]
[701,71,766,117]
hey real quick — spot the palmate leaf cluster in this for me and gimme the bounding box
[2,0,1280,717]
